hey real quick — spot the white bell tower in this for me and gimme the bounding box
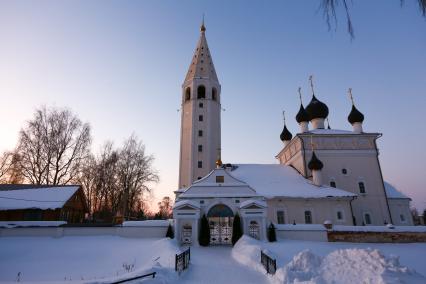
[178,21,221,189]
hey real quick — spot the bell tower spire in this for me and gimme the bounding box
[179,21,222,189]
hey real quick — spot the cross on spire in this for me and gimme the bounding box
[298,87,303,104]
[216,147,222,168]
[200,13,206,32]
[282,110,286,125]
[309,75,315,96]
[348,88,355,105]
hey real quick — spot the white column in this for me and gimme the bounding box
[192,218,199,245]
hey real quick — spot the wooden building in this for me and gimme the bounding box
[0,185,87,223]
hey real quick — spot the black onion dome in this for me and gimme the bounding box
[280,125,293,141]
[305,95,329,120]
[308,151,323,171]
[347,105,364,124]
[295,104,310,123]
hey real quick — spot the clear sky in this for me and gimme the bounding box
[0,1,425,212]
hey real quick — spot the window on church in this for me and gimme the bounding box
[304,210,312,224]
[197,177,202,180]
[235,199,240,203]
[277,211,285,224]
[330,180,336,188]
[212,88,217,101]
[200,200,204,204]
[198,145,202,152]
[216,176,224,183]
[358,182,366,194]
[185,87,191,101]
[400,214,406,222]
[197,85,206,99]
[342,168,348,175]
[198,130,203,137]
[364,213,372,225]
[337,211,343,220]
[199,115,203,122]
[198,161,202,168]
[199,102,203,108]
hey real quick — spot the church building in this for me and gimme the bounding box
[173,22,413,245]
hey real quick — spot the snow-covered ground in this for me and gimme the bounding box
[1,235,425,283]
[0,236,180,283]
[233,236,426,284]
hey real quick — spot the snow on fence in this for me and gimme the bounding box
[175,247,190,273]
[260,250,276,275]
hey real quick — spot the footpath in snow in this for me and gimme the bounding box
[178,245,269,284]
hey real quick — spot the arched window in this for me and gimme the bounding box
[364,213,372,225]
[358,182,366,194]
[304,210,312,224]
[277,210,285,224]
[330,180,336,188]
[197,85,206,99]
[185,87,191,101]
[212,87,217,101]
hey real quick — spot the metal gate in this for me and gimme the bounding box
[209,217,232,245]
[249,221,260,240]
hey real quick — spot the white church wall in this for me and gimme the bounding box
[266,198,353,226]
[388,199,414,226]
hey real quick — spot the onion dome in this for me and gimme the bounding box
[305,95,329,120]
[308,151,324,171]
[347,105,364,124]
[280,125,293,141]
[295,104,309,123]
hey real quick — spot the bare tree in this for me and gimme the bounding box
[118,135,159,218]
[16,106,91,185]
[156,196,173,220]
[0,152,13,182]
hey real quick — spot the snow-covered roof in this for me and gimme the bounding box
[384,182,410,199]
[0,186,80,210]
[230,164,356,199]
[173,200,200,209]
[306,129,355,135]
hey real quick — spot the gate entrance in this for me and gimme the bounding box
[207,204,234,245]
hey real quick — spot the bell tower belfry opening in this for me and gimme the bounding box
[178,21,221,189]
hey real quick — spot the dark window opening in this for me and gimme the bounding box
[330,181,336,188]
[185,87,191,101]
[304,211,312,224]
[212,87,217,101]
[277,211,285,224]
[200,200,205,204]
[198,145,203,152]
[342,168,348,175]
[199,102,203,108]
[337,211,343,220]
[197,177,202,180]
[197,85,206,99]
[364,213,372,225]
[198,161,202,168]
[216,176,224,183]
[358,182,366,194]
[235,199,240,204]
[198,130,203,137]
[199,115,203,121]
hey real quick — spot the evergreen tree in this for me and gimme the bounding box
[268,223,277,242]
[198,214,210,246]
[232,213,243,246]
[166,223,174,239]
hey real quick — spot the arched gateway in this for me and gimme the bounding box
[207,204,233,245]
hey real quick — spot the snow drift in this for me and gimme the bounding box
[232,236,426,284]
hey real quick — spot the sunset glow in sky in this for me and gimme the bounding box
[0,1,425,211]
